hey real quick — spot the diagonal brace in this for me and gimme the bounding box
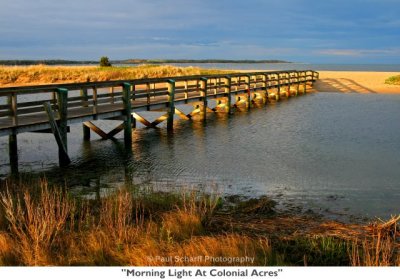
[83,121,124,140]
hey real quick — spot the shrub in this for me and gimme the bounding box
[99,56,112,67]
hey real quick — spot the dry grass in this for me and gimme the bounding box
[0,179,398,266]
[0,179,270,266]
[0,65,230,87]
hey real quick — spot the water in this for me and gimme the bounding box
[117,63,400,72]
[1,92,400,222]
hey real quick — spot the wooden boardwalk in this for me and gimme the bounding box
[0,70,318,170]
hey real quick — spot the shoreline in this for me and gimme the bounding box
[237,70,400,94]
[314,71,400,94]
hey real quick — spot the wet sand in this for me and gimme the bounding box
[314,71,400,94]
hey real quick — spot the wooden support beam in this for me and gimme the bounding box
[92,87,98,119]
[80,88,90,139]
[276,75,281,101]
[152,113,169,127]
[175,108,191,120]
[287,73,291,98]
[200,77,208,120]
[8,93,18,126]
[80,88,89,107]
[107,122,125,138]
[224,76,232,114]
[146,82,151,110]
[263,74,269,103]
[122,82,133,145]
[167,79,175,131]
[83,121,108,138]
[43,102,71,166]
[184,80,189,104]
[9,133,18,175]
[110,87,115,104]
[56,88,69,165]
[83,124,90,140]
[245,75,251,110]
[132,112,152,127]
[82,121,125,139]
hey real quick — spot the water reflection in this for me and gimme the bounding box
[1,93,400,221]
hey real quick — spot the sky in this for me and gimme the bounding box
[0,0,399,63]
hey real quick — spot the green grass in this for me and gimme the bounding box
[384,75,400,85]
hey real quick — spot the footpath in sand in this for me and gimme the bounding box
[314,71,400,94]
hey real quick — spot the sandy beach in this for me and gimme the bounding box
[314,71,400,94]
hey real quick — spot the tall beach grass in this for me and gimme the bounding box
[0,65,231,87]
[0,178,398,266]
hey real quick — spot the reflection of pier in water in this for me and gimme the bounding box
[0,70,319,175]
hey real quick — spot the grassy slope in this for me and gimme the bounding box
[0,65,232,87]
[0,179,398,266]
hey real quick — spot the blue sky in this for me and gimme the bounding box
[1,0,399,63]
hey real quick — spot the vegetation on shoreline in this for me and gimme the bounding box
[385,75,400,85]
[0,65,232,87]
[0,179,398,266]
[0,59,290,66]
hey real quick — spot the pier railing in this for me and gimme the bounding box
[0,70,318,169]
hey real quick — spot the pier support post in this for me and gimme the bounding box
[122,82,133,146]
[80,88,91,140]
[56,88,69,166]
[83,125,91,140]
[200,77,208,120]
[276,75,281,101]
[287,73,291,98]
[224,76,232,114]
[245,75,251,110]
[262,74,268,104]
[167,79,175,131]
[9,133,18,175]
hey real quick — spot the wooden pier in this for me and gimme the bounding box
[0,70,318,172]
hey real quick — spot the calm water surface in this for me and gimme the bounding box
[1,93,400,221]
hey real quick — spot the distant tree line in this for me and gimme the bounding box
[115,59,291,64]
[0,58,291,66]
[0,60,98,66]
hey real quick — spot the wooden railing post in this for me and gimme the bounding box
[276,74,281,101]
[224,76,232,114]
[110,87,115,104]
[122,82,133,145]
[56,88,69,166]
[92,87,98,120]
[263,74,269,103]
[80,88,90,140]
[8,93,18,174]
[184,80,188,104]
[245,75,251,110]
[80,88,88,107]
[287,72,291,98]
[8,93,18,126]
[167,79,175,131]
[200,77,208,120]
[146,82,151,110]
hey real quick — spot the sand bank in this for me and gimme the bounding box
[314,71,400,94]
